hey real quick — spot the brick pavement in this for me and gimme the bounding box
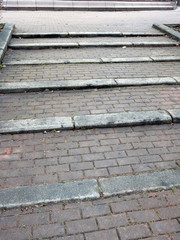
[0,86,180,120]
[0,124,179,188]
[10,36,177,44]
[1,10,180,33]
[4,46,180,62]
[1,62,180,83]
[0,188,179,240]
[0,9,180,239]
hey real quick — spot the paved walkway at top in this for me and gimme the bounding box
[1,9,180,33]
[0,9,180,240]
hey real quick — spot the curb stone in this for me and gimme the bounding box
[4,56,180,65]
[153,23,180,41]
[0,170,179,209]
[0,179,100,209]
[8,42,179,49]
[0,23,15,63]
[0,116,73,134]
[0,110,173,134]
[0,77,178,93]
[99,170,180,196]
[12,32,165,38]
[74,110,171,129]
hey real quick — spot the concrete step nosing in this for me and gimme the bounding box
[0,110,177,134]
[12,32,165,38]
[0,77,178,93]
[0,170,179,209]
[8,41,179,49]
[4,56,180,65]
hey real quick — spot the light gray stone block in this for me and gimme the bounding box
[122,32,164,36]
[0,116,73,134]
[0,79,117,93]
[0,179,100,209]
[151,56,180,61]
[13,32,69,38]
[115,77,176,86]
[132,42,178,47]
[74,110,171,129]
[153,23,180,41]
[101,57,152,63]
[78,42,132,47]
[9,42,79,49]
[100,170,180,196]
[168,109,180,123]
[0,23,14,63]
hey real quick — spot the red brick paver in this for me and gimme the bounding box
[0,189,179,240]
[0,124,179,189]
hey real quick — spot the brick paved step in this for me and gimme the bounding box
[0,189,179,240]
[0,77,179,93]
[3,0,175,11]
[0,85,180,121]
[0,170,179,209]
[0,123,179,188]
[3,47,180,65]
[10,37,174,44]
[12,32,165,38]
[1,62,180,83]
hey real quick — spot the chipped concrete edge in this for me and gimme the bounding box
[0,170,179,209]
[3,56,180,65]
[0,109,179,134]
[0,77,179,93]
[153,23,180,42]
[12,32,165,38]
[0,23,15,63]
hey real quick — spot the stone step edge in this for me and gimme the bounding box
[12,32,165,38]
[4,5,175,11]
[153,23,180,42]
[0,170,179,209]
[0,77,179,93]
[8,41,179,49]
[3,56,180,65]
[0,109,179,134]
[0,23,15,63]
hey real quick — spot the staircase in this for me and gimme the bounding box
[2,0,177,11]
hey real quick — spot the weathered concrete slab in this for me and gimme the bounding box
[0,79,117,93]
[1,77,178,93]
[168,109,180,123]
[78,42,132,47]
[153,23,180,41]
[132,42,178,47]
[5,56,180,65]
[12,32,164,38]
[122,32,164,37]
[0,23,14,63]
[9,42,79,49]
[0,179,100,209]
[13,32,69,38]
[0,116,73,134]
[100,170,180,196]
[9,41,178,49]
[74,110,171,129]
[115,77,176,86]
[101,57,152,63]
[3,59,102,65]
[151,56,180,62]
